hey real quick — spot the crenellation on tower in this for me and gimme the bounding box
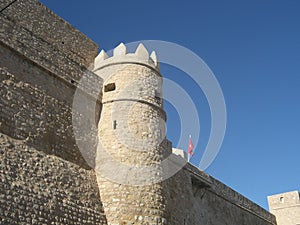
[93,43,160,73]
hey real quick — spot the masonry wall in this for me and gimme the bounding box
[1,1,107,224]
[1,0,97,67]
[166,163,277,225]
[0,133,107,224]
[0,0,102,168]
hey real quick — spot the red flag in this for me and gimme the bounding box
[188,136,194,156]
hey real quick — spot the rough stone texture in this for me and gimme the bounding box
[0,133,107,225]
[0,0,103,168]
[0,0,99,91]
[0,0,97,67]
[166,163,277,225]
[268,191,300,225]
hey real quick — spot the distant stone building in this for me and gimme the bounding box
[268,191,300,225]
[0,0,279,224]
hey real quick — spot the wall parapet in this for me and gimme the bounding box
[1,0,98,67]
[185,163,277,225]
[0,12,98,89]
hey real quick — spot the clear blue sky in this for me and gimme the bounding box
[39,0,300,210]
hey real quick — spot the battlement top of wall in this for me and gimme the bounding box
[93,43,160,72]
[1,0,98,67]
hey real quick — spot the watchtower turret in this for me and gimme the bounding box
[268,190,300,225]
[93,43,171,224]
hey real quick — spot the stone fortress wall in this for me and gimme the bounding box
[0,0,277,224]
[0,0,106,223]
[0,133,107,224]
[0,0,102,169]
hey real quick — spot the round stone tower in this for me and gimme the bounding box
[93,43,171,225]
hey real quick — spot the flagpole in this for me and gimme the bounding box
[188,134,191,162]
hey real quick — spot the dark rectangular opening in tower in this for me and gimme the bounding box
[104,83,116,92]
